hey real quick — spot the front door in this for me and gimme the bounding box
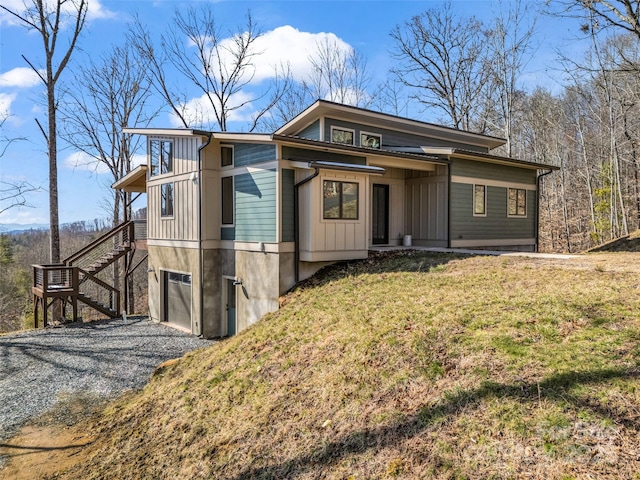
[225,279,236,336]
[372,184,389,245]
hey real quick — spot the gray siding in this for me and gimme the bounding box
[451,158,537,184]
[281,169,295,242]
[282,146,366,165]
[324,118,488,153]
[233,143,277,167]
[450,184,535,240]
[297,120,321,141]
[235,169,277,242]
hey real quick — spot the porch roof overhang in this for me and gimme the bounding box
[387,146,559,171]
[112,165,148,192]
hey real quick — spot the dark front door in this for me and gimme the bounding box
[372,184,389,245]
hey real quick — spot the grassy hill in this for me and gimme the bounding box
[52,251,640,479]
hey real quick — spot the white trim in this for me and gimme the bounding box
[150,239,296,253]
[213,133,272,142]
[330,126,356,146]
[147,171,197,186]
[451,175,536,191]
[360,131,382,149]
[124,128,210,137]
[450,238,535,248]
[148,239,200,249]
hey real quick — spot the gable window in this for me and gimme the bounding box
[508,188,527,217]
[473,185,486,216]
[161,183,174,217]
[361,132,381,149]
[222,176,234,225]
[323,180,359,220]
[331,127,355,146]
[150,140,172,176]
[221,145,233,167]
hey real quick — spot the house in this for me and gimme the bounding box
[114,100,558,338]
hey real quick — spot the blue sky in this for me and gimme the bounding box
[0,0,587,227]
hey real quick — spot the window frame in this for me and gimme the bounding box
[221,144,234,168]
[473,184,487,217]
[160,182,174,218]
[360,131,382,149]
[322,179,360,221]
[330,127,355,146]
[149,139,173,177]
[507,187,527,218]
[221,175,234,225]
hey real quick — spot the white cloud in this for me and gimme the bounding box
[1,0,116,26]
[131,154,146,169]
[169,90,255,129]
[63,151,110,175]
[0,67,41,88]
[0,93,17,118]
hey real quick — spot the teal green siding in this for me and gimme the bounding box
[282,146,366,165]
[234,169,277,242]
[233,143,276,167]
[451,158,537,184]
[298,120,321,140]
[450,184,535,240]
[281,169,295,242]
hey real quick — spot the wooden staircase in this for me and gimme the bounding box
[32,220,147,327]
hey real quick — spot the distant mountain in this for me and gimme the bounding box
[0,223,49,233]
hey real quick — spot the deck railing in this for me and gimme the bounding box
[32,264,77,294]
[64,221,134,271]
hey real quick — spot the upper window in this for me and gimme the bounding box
[508,188,527,217]
[221,145,233,167]
[161,183,174,217]
[473,185,486,216]
[323,180,359,220]
[331,127,355,146]
[222,176,234,225]
[361,132,381,149]
[150,140,172,176]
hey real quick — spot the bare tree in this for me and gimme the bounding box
[553,0,640,39]
[0,0,87,263]
[390,1,490,130]
[61,43,157,227]
[130,7,289,132]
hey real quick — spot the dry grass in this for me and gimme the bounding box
[49,251,640,479]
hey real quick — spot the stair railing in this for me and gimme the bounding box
[64,221,134,272]
[77,268,120,315]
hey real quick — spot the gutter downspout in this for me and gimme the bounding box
[535,169,554,252]
[197,133,213,337]
[294,167,320,283]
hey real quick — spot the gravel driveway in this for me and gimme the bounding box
[0,316,212,444]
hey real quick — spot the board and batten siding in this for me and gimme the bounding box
[234,169,278,242]
[404,175,448,244]
[147,135,201,241]
[450,184,535,241]
[281,169,295,242]
[324,118,488,153]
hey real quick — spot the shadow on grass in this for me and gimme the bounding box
[225,367,640,479]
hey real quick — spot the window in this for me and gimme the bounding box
[361,132,381,149]
[221,145,233,167]
[323,180,359,220]
[150,140,172,176]
[508,188,527,217]
[222,176,233,225]
[330,127,355,146]
[473,185,486,216]
[161,183,174,217]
